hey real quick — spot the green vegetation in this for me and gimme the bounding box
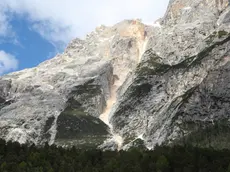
[128,83,152,98]
[218,30,229,39]
[136,52,171,76]
[55,107,109,148]
[1,139,230,171]
[71,79,102,99]
[136,30,230,79]
[54,78,108,148]
[175,121,230,150]
[205,30,230,44]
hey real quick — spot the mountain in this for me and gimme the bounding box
[1,0,230,150]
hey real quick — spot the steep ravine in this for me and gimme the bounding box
[99,37,149,149]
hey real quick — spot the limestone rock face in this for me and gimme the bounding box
[109,0,230,149]
[0,19,150,148]
[1,0,230,149]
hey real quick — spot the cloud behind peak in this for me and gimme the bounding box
[0,0,169,50]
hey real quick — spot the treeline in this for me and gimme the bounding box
[0,139,230,172]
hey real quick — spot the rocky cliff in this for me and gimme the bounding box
[1,0,230,150]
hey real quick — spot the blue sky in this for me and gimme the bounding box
[0,0,169,75]
[0,17,56,71]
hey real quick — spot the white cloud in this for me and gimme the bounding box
[0,12,10,37]
[0,7,14,39]
[0,0,169,49]
[0,51,19,75]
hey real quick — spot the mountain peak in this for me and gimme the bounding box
[163,0,229,25]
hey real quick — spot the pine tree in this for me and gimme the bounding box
[156,155,169,172]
